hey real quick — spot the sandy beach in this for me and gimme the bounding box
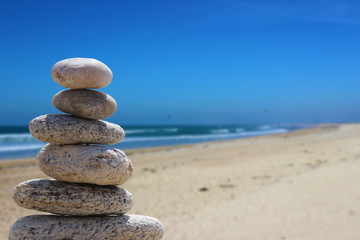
[1,124,360,240]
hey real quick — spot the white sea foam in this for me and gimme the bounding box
[125,129,157,134]
[0,133,35,143]
[236,128,244,132]
[163,128,178,132]
[210,129,230,134]
[126,128,178,134]
[123,128,288,142]
[258,125,271,130]
[0,143,46,152]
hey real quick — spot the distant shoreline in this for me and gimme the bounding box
[1,123,311,160]
[0,123,338,163]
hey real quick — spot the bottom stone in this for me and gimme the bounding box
[9,214,164,240]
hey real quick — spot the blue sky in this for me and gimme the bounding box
[0,0,359,125]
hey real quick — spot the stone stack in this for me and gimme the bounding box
[9,58,164,240]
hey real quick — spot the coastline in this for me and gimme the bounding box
[1,123,360,239]
[0,123,308,160]
[0,123,335,165]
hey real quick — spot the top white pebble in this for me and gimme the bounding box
[51,58,113,89]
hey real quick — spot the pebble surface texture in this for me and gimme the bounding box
[51,58,112,89]
[9,57,164,240]
[36,144,133,185]
[52,89,117,120]
[9,214,164,240]
[29,114,125,145]
[13,179,133,216]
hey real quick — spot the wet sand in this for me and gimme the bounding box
[1,124,360,240]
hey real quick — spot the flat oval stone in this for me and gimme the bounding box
[37,144,133,185]
[52,89,117,119]
[13,179,133,215]
[51,58,112,89]
[9,214,164,240]
[29,114,124,145]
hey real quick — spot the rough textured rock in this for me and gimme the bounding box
[51,58,112,89]
[52,89,117,119]
[9,214,164,240]
[37,144,133,185]
[13,179,133,215]
[29,114,124,145]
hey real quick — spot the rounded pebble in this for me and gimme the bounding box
[29,114,124,145]
[9,214,164,240]
[51,58,112,89]
[52,89,117,119]
[36,144,133,185]
[13,179,133,215]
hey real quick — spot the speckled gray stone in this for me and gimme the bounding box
[51,58,112,89]
[36,144,133,185]
[29,114,124,145]
[13,179,133,216]
[52,89,117,120]
[9,214,164,240]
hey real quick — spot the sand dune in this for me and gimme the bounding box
[1,124,360,239]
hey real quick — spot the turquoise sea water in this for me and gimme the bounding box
[0,124,311,160]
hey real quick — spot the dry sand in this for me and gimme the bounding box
[1,124,360,240]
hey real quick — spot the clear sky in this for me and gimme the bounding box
[0,0,359,125]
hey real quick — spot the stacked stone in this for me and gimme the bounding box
[9,58,164,240]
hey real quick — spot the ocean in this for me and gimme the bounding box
[0,124,310,160]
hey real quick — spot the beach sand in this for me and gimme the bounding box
[1,124,360,240]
